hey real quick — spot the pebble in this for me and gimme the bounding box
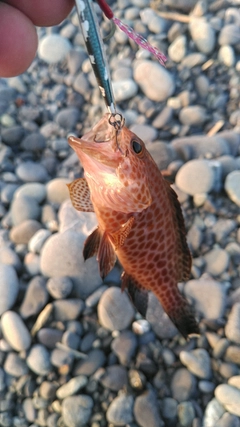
[85,285,108,308]
[67,49,87,75]
[46,178,70,205]
[19,276,48,318]
[216,412,240,427]
[40,230,102,299]
[10,219,42,244]
[168,35,187,62]
[215,384,240,416]
[152,106,173,129]
[38,34,72,64]
[218,24,240,45]
[176,160,215,195]
[111,330,138,365]
[146,292,178,338]
[14,183,46,204]
[181,52,207,68]
[204,248,229,276]
[162,397,178,421]
[133,59,175,102]
[203,398,225,427]
[177,401,195,427]
[16,161,49,182]
[130,124,158,142]
[22,398,37,423]
[106,394,134,425]
[46,276,73,299]
[218,45,236,67]
[1,311,31,351]
[4,352,29,377]
[53,299,84,321]
[98,286,135,331]
[1,125,25,146]
[180,348,212,379]
[28,228,51,254]
[225,171,240,207]
[62,330,80,350]
[112,79,138,102]
[171,368,197,402]
[225,303,240,344]
[225,345,240,365]
[179,105,207,126]
[100,365,128,391]
[134,390,164,427]
[21,132,46,152]
[73,350,105,377]
[26,344,52,376]
[56,107,79,130]
[56,375,88,399]
[185,278,226,319]
[58,199,97,235]
[62,395,93,427]
[0,264,19,315]
[11,195,41,226]
[37,328,63,349]
[189,18,216,53]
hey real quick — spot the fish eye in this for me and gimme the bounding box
[131,139,143,154]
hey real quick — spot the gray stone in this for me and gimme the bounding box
[62,330,80,350]
[1,311,31,351]
[40,230,102,299]
[225,304,240,344]
[62,395,93,427]
[98,287,135,331]
[215,384,240,416]
[11,196,41,226]
[179,106,207,126]
[181,53,207,68]
[38,34,72,64]
[10,219,42,244]
[225,171,240,207]
[1,125,25,146]
[56,376,88,399]
[171,368,197,402]
[218,45,236,67]
[168,35,187,62]
[130,124,157,142]
[152,106,173,129]
[225,346,240,365]
[16,161,49,182]
[46,178,70,205]
[216,412,240,427]
[19,276,48,318]
[204,248,229,276]
[28,229,51,254]
[146,141,176,170]
[4,352,28,377]
[107,394,134,425]
[73,349,106,376]
[189,18,216,53]
[218,24,240,45]
[37,328,63,349]
[162,397,178,421]
[26,344,52,375]
[53,299,84,321]
[14,183,46,204]
[203,398,225,427]
[21,133,46,152]
[180,348,212,379]
[111,330,138,365]
[0,264,19,315]
[133,60,175,102]
[112,79,138,102]
[56,108,79,130]
[134,390,164,427]
[100,365,128,391]
[22,398,36,423]
[0,246,21,272]
[176,160,215,195]
[67,49,87,75]
[147,292,178,339]
[47,276,73,299]
[177,401,195,427]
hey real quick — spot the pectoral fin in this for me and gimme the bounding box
[121,272,149,317]
[67,178,94,212]
[109,217,135,249]
[97,231,117,279]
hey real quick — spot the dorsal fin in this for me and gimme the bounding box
[67,178,94,212]
[165,181,192,281]
[109,216,135,250]
[97,231,117,279]
[121,272,149,317]
[83,227,101,260]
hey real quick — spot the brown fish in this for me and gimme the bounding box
[67,113,199,338]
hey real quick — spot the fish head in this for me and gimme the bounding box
[68,113,153,213]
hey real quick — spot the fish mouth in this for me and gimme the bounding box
[68,113,124,168]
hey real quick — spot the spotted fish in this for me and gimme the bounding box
[67,113,199,338]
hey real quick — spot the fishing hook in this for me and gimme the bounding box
[109,113,125,154]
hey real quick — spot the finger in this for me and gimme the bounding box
[3,0,75,27]
[0,2,38,77]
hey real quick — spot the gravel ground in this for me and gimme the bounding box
[0,0,240,426]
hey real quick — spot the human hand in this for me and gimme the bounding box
[0,0,74,77]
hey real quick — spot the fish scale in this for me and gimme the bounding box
[68,113,199,339]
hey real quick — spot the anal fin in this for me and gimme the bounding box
[67,178,94,212]
[121,272,149,317]
[97,231,117,279]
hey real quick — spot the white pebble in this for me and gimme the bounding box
[1,311,31,351]
[38,34,72,64]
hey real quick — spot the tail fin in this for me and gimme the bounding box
[157,289,199,339]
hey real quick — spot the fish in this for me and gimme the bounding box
[67,113,199,339]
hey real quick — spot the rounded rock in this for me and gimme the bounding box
[46,178,70,205]
[19,276,48,319]
[4,352,28,377]
[11,196,41,226]
[100,365,128,391]
[26,344,52,376]
[10,219,42,244]
[179,105,207,126]
[189,18,215,53]
[204,248,229,276]
[176,160,215,196]
[38,34,72,64]
[133,59,175,102]
[56,375,88,399]
[112,79,138,102]
[134,390,164,427]
[47,276,73,299]
[21,132,46,152]
[168,35,187,63]
[62,395,93,427]
[98,286,135,331]
[218,45,235,67]
[180,348,212,379]
[14,183,46,204]
[218,24,240,45]
[171,368,197,402]
[28,229,52,254]
[16,161,49,182]
[107,394,134,425]
[225,171,240,207]
[1,311,31,351]
[0,264,19,315]
[215,384,240,416]
[225,303,240,345]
